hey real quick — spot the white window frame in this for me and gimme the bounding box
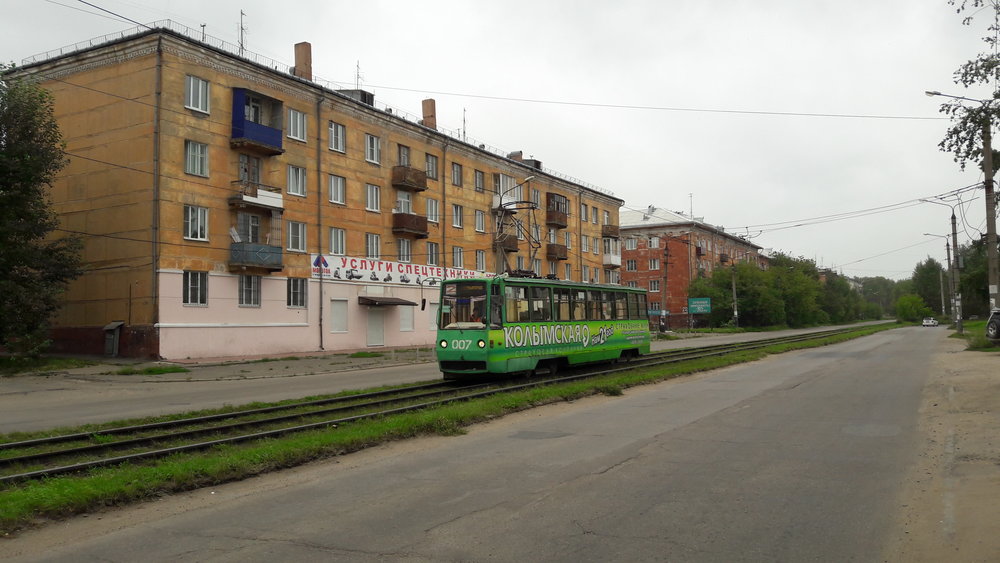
[452,246,464,268]
[452,162,463,186]
[329,174,346,204]
[565,232,572,249]
[239,274,261,307]
[365,233,381,259]
[427,241,440,266]
[592,206,599,224]
[476,250,486,271]
[365,133,381,164]
[649,258,660,270]
[565,263,572,280]
[184,140,208,177]
[288,108,307,141]
[475,209,485,232]
[398,238,412,263]
[452,204,464,228]
[625,238,638,251]
[426,198,440,223]
[287,278,307,308]
[626,259,637,272]
[331,299,348,332]
[184,75,210,113]
[366,184,381,212]
[329,121,346,152]
[330,227,345,255]
[649,236,660,249]
[426,153,439,179]
[182,271,208,305]
[474,170,485,192]
[287,221,307,252]
[183,205,208,241]
[395,190,413,214]
[581,236,589,253]
[650,280,661,292]
[593,236,600,255]
[287,165,306,197]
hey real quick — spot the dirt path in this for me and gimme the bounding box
[884,337,1000,562]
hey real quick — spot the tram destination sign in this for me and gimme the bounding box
[687,297,711,314]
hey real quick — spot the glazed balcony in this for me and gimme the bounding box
[601,224,620,238]
[229,180,284,210]
[391,166,428,192]
[603,253,622,269]
[229,242,283,271]
[392,212,429,239]
[546,243,568,261]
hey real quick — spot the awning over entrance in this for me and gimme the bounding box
[358,296,418,306]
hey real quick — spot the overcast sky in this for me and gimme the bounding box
[4,0,996,280]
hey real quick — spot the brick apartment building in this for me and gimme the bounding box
[620,206,767,329]
[10,22,624,359]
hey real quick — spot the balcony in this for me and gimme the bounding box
[603,253,622,269]
[492,233,519,253]
[229,242,282,271]
[546,243,568,261]
[229,180,284,210]
[391,166,428,192]
[545,209,568,229]
[601,224,620,238]
[392,212,429,239]
[230,89,284,156]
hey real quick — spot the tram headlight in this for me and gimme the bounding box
[477,339,486,348]
[439,339,448,348]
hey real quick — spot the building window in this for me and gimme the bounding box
[182,271,208,305]
[531,189,541,207]
[592,236,600,255]
[548,261,557,276]
[184,75,210,113]
[580,203,588,222]
[184,141,208,177]
[427,241,439,266]
[592,206,599,224]
[183,205,208,241]
[330,227,345,255]
[516,256,525,270]
[453,246,464,268]
[626,259,637,271]
[533,258,542,275]
[476,249,486,271]
[331,299,348,332]
[425,153,439,179]
[398,144,410,166]
[397,238,412,263]
[452,204,464,228]
[565,263,573,280]
[426,198,440,223]
[625,237,638,250]
[365,233,381,259]
[287,165,306,196]
[327,174,346,204]
[474,170,485,192]
[329,121,346,152]
[532,223,541,241]
[603,210,611,225]
[365,133,381,164]
[626,281,638,288]
[582,265,590,282]
[366,184,381,212]
[287,278,307,308]
[649,236,660,249]
[475,209,485,232]
[649,258,660,270]
[400,305,414,332]
[239,275,261,307]
[288,108,307,141]
[581,236,589,253]
[649,280,661,292]
[565,232,573,249]
[395,190,413,214]
[287,221,306,252]
[452,162,463,186]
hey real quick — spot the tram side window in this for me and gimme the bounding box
[614,292,627,320]
[601,291,614,320]
[587,290,602,320]
[490,284,503,328]
[638,293,648,318]
[505,285,530,323]
[571,289,587,320]
[529,286,551,321]
[627,293,639,319]
[555,288,572,321]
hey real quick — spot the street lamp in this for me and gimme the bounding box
[924,231,960,331]
[925,90,999,312]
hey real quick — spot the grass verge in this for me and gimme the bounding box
[0,357,97,377]
[113,366,191,376]
[0,323,896,535]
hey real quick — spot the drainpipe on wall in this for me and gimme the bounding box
[315,94,324,350]
[151,36,163,342]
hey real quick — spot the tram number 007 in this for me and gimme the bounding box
[450,339,472,350]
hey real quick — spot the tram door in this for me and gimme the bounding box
[367,308,385,346]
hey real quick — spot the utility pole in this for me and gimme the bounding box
[983,120,999,310]
[951,211,964,333]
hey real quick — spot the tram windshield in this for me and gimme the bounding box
[439,281,488,329]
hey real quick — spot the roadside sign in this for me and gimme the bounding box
[688,297,711,314]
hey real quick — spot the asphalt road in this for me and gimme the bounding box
[1,326,937,562]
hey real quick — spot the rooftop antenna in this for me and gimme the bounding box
[238,10,246,56]
[689,193,693,219]
[462,108,467,142]
[355,61,363,90]
[200,24,206,41]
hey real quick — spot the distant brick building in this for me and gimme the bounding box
[620,206,767,329]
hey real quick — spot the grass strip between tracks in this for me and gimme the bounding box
[0,323,897,535]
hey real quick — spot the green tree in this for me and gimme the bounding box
[911,258,946,315]
[0,65,81,356]
[956,239,989,317]
[895,294,933,323]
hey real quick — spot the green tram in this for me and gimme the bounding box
[436,274,651,379]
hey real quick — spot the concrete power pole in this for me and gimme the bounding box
[983,121,999,310]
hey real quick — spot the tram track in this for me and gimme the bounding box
[0,326,867,485]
